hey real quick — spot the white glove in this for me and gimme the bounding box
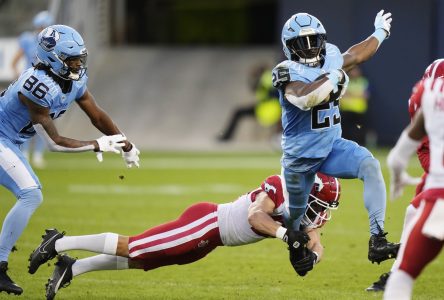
[387,149,408,201]
[95,134,127,162]
[374,9,392,38]
[121,143,140,168]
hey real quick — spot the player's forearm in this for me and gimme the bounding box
[34,124,97,152]
[285,79,335,110]
[89,113,132,151]
[342,37,380,71]
[248,210,281,237]
[305,229,323,262]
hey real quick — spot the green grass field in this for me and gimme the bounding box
[0,150,442,299]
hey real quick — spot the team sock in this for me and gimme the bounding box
[55,233,119,255]
[72,254,129,276]
[383,270,413,300]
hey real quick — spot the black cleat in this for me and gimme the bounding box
[46,255,76,300]
[366,272,391,292]
[29,228,65,274]
[368,231,400,264]
[0,262,23,295]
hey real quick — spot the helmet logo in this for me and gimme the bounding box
[263,182,277,194]
[40,27,60,52]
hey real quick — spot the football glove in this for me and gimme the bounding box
[282,230,310,251]
[374,10,392,38]
[290,247,318,277]
[121,143,140,168]
[95,134,127,162]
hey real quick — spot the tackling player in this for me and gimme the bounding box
[272,10,399,266]
[383,75,444,300]
[366,59,444,292]
[0,25,140,295]
[28,173,341,300]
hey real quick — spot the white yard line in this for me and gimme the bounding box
[68,183,247,195]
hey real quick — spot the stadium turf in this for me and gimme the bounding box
[0,150,442,299]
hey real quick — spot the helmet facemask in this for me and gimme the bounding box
[286,33,326,67]
[62,54,87,80]
[302,194,338,228]
[52,53,88,81]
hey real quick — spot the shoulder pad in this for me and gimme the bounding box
[322,43,344,70]
[18,69,56,107]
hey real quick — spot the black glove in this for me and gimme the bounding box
[290,247,318,277]
[282,230,310,251]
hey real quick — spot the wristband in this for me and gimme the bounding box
[276,226,287,240]
[312,251,319,264]
[371,28,387,46]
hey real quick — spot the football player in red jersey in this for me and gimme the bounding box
[366,59,444,292]
[383,73,444,300]
[28,173,340,299]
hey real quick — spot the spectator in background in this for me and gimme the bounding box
[11,11,54,168]
[339,66,369,146]
[217,63,281,142]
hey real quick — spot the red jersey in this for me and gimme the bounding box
[408,80,430,173]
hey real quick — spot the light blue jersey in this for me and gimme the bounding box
[273,43,386,235]
[18,32,38,68]
[0,67,87,144]
[274,43,344,160]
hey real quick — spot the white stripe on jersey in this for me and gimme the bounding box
[129,221,218,257]
[128,211,217,248]
[0,143,38,189]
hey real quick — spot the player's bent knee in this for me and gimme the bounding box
[18,188,43,209]
[358,157,382,180]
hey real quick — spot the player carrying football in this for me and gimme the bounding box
[0,25,140,295]
[28,173,340,299]
[272,10,398,267]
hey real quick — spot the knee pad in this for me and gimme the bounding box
[18,188,43,210]
[358,157,382,180]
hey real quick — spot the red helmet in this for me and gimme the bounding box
[422,59,444,79]
[301,173,341,228]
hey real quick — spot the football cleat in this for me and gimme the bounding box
[46,255,75,300]
[368,231,400,264]
[0,262,23,295]
[366,272,391,292]
[29,228,65,274]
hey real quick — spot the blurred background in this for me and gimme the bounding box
[0,0,443,151]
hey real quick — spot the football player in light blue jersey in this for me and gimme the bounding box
[0,25,140,295]
[11,11,55,168]
[272,10,399,273]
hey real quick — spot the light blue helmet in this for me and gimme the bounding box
[37,25,87,81]
[32,11,54,29]
[281,13,327,66]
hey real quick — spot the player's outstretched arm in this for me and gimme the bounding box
[20,93,126,154]
[387,110,426,200]
[342,10,392,72]
[77,90,140,166]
